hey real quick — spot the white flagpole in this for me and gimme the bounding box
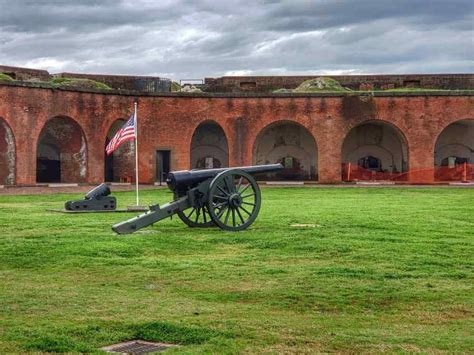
[134,101,139,206]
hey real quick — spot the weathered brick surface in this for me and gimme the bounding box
[0,65,50,81]
[205,74,474,92]
[0,83,472,185]
[54,72,170,92]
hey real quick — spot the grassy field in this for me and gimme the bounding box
[0,187,473,353]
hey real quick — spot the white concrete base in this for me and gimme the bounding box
[154,182,167,186]
[48,183,79,187]
[356,181,395,185]
[449,182,474,186]
[110,182,132,186]
[266,181,304,185]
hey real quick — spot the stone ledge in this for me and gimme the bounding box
[47,183,79,187]
[356,181,396,185]
[266,181,305,185]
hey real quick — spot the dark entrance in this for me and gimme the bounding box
[36,142,61,183]
[37,158,60,182]
[156,150,171,184]
[104,137,114,182]
[358,155,382,171]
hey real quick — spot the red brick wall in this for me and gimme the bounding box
[0,83,472,185]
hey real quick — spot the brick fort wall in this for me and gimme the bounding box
[0,81,472,185]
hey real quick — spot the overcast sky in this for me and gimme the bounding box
[0,0,473,80]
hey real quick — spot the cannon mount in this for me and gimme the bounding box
[112,164,282,234]
[65,183,116,211]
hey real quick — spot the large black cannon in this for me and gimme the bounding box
[112,164,283,234]
[65,183,116,211]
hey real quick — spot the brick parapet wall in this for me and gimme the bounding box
[0,65,50,81]
[0,65,171,92]
[1,80,472,98]
[205,74,474,92]
[54,72,170,92]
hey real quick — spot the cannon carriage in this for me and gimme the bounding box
[65,183,116,211]
[112,164,282,234]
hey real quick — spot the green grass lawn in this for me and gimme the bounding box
[0,187,473,353]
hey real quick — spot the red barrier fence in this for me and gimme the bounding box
[342,162,473,183]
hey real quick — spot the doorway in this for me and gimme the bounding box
[156,150,171,184]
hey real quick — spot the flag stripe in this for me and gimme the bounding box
[105,113,136,155]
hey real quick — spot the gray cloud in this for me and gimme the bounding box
[0,0,472,79]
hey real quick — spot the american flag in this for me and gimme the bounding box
[106,112,136,155]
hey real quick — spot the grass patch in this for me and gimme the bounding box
[0,187,473,352]
[274,77,350,93]
[49,77,112,90]
[0,73,14,82]
[18,321,225,352]
[171,81,181,92]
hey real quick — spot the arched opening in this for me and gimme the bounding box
[434,119,474,181]
[104,119,135,182]
[36,116,87,183]
[253,121,318,180]
[342,121,408,181]
[0,118,15,185]
[190,121,229,169]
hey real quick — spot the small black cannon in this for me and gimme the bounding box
[112,164,283,234]
[65,183,116,211]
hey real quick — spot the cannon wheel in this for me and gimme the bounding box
[175,193,215,228]
[207,169,261,231]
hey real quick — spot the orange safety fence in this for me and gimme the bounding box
[342,162,474,183]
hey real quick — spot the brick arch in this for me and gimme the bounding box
[432,117,474,153]
[190,119,229,169]
[343,118,409,144]
[188,118,233,147]
[0,117,16,185]
[251,119,318,180]
[341,119,410,175]
[36,115,88,183]
[248,117,318,153]
[433,118,474,180]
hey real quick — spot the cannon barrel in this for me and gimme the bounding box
[166,163,283,190]
[85,183,111,200]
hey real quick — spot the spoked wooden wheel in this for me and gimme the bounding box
[175,193,215,228]
[208,169,261,231]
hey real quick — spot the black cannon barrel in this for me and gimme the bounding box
[85,183,111,200]
[167,163,283,190]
